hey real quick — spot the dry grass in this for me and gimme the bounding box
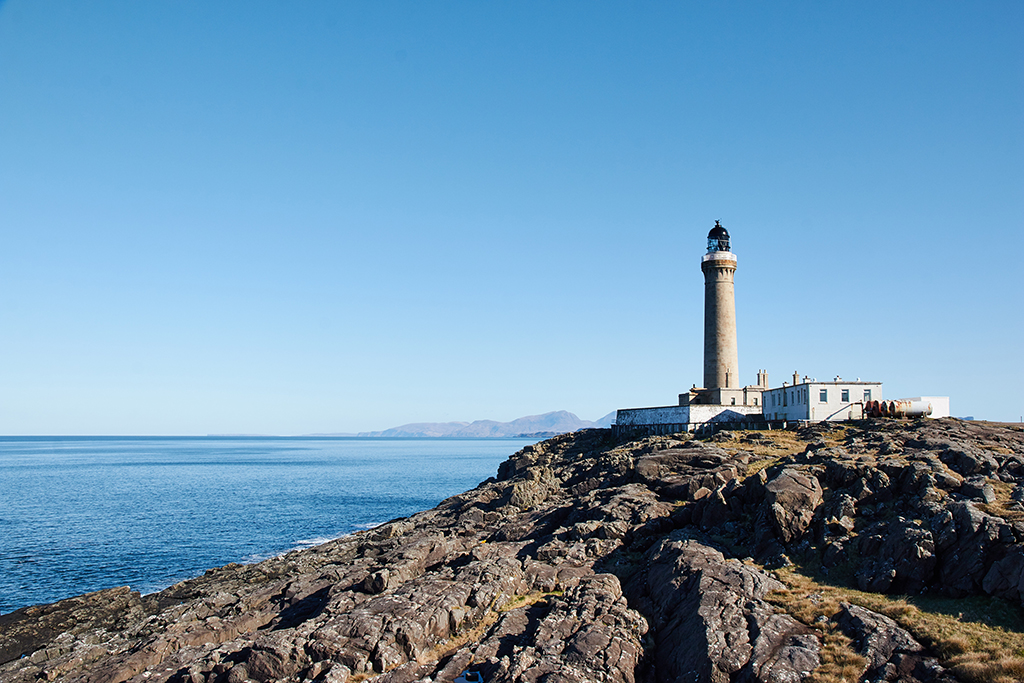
[981,444,1016,455]
[749,430,808,456]
[721,429,813,480]
[808,628,869,683]
[767,568,1024,683]
[707,429,809,462]
[498,590,562,613]
[421,609,501,664]
[765,577,866,682]
[820,425,852,447]
[747,456,782,476]
[979,479,1024,525]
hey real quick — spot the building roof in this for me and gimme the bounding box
[766,380,882,390]
[708,220,729,239]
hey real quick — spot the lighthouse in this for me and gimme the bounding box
[612,219,902,435]
[702,220,740,398]
[679,220,765,408]
[614,219,767,432]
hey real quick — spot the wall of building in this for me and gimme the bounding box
[905,397,951,419]
[689,404,762,425]
[615,404,762,431]
[762,382,882,423]
[616,405,690,427]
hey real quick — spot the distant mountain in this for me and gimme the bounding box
[356,410,615,438]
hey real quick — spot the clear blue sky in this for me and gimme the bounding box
[1,1,1021,434]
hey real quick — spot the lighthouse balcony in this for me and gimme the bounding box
[702,251,736,263]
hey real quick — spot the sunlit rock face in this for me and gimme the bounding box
[3,418,1022,683]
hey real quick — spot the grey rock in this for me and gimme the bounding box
[960,476,997,504]
[856,522,936,594]
[940,443,999,477]
[982,548,1024,604]
[6,420,1024,683]
[833,602,950,681]
[626,537,819,683]
[763,468,823,544]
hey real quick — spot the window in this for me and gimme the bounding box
[819,389,828,402]
[753,398,758,406]
[841,389,850,402]
[864,389,872,401]
[731,398,736,405]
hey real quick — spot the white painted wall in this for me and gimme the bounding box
[689,405,762,424]
[906,397,951,419]
[615,404,761,430]
[616,405,690,426]
[762,382,882,422]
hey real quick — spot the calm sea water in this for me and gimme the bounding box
[0,436,534,615]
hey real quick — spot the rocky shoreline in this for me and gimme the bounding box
[2,418,1024,683]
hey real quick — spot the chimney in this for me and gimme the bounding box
[793,371,800,386]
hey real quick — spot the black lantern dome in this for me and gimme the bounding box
[707,220,730,252]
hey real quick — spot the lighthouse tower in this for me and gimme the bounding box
[616,219,766,432]
[701,221,742,405]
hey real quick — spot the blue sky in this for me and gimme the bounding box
[1,1,1021,434]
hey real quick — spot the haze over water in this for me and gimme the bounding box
[0,436,533,615]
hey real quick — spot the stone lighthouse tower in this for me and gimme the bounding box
[701,221,741,404]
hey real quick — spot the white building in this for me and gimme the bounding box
[762,375,882,423]
[615,403,763,435]
[904,397,951,419]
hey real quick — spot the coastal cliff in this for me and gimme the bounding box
[3,419,1024,683]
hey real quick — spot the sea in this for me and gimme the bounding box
[0,436,536,615]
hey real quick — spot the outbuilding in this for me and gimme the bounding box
[762,374,882,423]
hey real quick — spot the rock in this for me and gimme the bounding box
[626,536,819,683]
[634,445,745,501]
[856,522,936,594]
[6,420,1024,683]
[833,602,948,681]
[488,574,646,683]
[823,491,858,522]
[940,443,999,477]
[824,515,855,536]
[0,586,146,665]
[982,548,1024,604]
[509,466,560,509]
[696,487,736,530]
[938,502,1010,595]
[822,539,848,568]
[763,468,823,544]
[960,476,997,504]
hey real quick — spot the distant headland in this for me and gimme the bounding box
[306,410,616,438]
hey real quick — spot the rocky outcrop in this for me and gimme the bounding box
[625,537,819,683]
[2,419,1023,683]
[832,603,949,682]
